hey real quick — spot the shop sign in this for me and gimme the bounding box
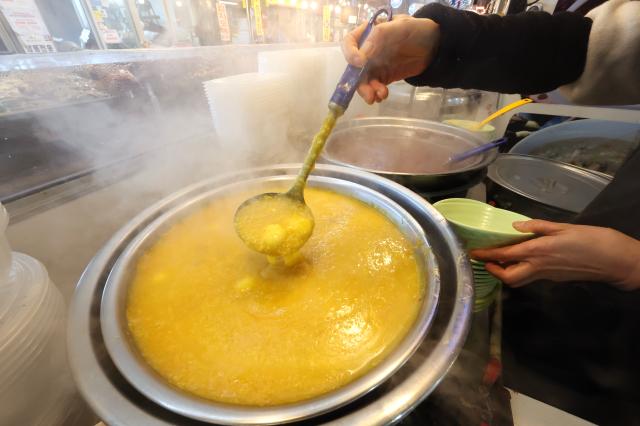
[251,0,264,37]
[92,9,105,22]
[216,2,231,42]
[0,0,56,53]
[93,13,122,45]
[101,27,122,44]
[322,4,331,42]
[90,4,123,45]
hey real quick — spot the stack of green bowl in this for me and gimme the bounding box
[433,198,534,312]
[470,259,501,312]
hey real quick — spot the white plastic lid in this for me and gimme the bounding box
[0,203,11,283]
[0,203,7,230]
[0,253,73,426]
[0,253,51,356]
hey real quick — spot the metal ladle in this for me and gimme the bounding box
[234,8,392,257]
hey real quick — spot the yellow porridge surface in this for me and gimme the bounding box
[126,187,423,406]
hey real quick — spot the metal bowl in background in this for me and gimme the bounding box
[439,89,484,122]
[67,164,474,426]
[487,154,612,222]
[100,175,440,425]
[509,119,640,178]
[322,117,497,194]
[380,83,442,121]
[380,84,484,123]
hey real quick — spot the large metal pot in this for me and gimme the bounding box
[67,164,473,426]
[322,117,497,194]
[509,119,640,178]
[487,154,611,222]
[380,84,483,122]
[101,175,440,425]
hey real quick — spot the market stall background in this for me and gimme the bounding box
[0,0,461,53]
[7,0,639,425]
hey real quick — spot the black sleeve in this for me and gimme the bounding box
[406,4,592,95]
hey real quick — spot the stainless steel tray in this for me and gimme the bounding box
[67,164,473,425]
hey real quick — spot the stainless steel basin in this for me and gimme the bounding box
[67,164,474,425]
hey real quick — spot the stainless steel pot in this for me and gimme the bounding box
[509,119,640,178]
[68,164,474,426]
[101,175,440,425]
[322,117,497,193]
[380,84,484,122]
[487,154,612,222]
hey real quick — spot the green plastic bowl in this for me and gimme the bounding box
[474,283,501,312]
[433,198,534,250]
[475,282,498,298]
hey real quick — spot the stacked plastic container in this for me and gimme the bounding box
[204,72,297,164]
[0,203,88,425]
[258,48,327,133]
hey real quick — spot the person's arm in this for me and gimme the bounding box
[343,0,640,105]
[470,220,640,291]
[341,8,591,103]
[407,3,592,95]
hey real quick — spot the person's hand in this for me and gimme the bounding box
[342,15,440,104]
[470,220,640,291]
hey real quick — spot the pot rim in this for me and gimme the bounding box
[100,174,440,425]
[323,117,498,178]
[487,153,611,214]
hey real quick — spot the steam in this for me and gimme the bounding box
[204,46,380,169]
[3,45,381,300]
[2,46,384,212]
[4,45,515,424]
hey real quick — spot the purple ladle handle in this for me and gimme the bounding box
[329,8,392,114]
[449,137,509,164]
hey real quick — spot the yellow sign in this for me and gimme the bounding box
[252,0,264,37]
[216,2,231,42]
[92,9,105,23]
[322,5,332,42]
[265,0,294,6]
